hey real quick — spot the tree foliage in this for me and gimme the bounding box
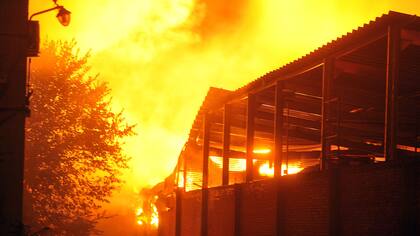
[24,41,134,235]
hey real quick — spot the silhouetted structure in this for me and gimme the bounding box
[155,11,420,236]
[0,0,28,235]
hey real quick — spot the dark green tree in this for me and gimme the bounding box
[24,40,134,235]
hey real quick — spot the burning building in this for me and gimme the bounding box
[150,11,420,236]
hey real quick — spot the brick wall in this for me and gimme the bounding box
[180,190,202,236]
[162,161,420,236]
[207,186,235,236]
[240,180,277,236]
[281,172,330,236]
[159,208,175,236]
[340,165,404,235]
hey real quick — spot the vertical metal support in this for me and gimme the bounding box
[202,113,211,189]
[285,103,290,174]
[246,94,256,182]
[201,113,210,236]
[321,58,335,170]
[176,154,182,188]
[274,82,284,178]
[175,154,184,236]
[337,97,341,157]
[384,25,401,161]
[416,110,419,154]
[222,104,231,185]
[183,152,188,192]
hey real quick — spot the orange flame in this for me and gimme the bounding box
[30,0,420,193]
[135,197,159,227]
[258,162,303,177]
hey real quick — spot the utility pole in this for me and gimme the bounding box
[0,0,29,235]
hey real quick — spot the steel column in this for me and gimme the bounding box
[201,114,210,236]
[202,113,210,189]
[183,153,187,192]
[384,25,401,161]
[274,82,284,177]
[246,94,256,182]
[201,113,210,236]
[321,58,335,170]
[222,104,231,185]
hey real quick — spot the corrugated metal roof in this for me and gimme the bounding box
[232,11,420,97]
[187,87,232,140]
[186,11,420,142]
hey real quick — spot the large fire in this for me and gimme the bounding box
[29,0,420,234]
[136,196,159,228]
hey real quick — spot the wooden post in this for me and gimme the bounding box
[321,58,335,170]
[384,25,401,161]
[201,113,210,236]
[246,94,256,182]
[222,104,231,185]
[274,82,284,178]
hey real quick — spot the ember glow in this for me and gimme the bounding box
[258,162,303,177]
[253,148,272,154]
[209,156,247,172]
[209,149,271,172]
[29,0,420,234]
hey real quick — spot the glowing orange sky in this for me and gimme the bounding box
[29,0,420,234]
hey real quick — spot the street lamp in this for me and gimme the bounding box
[26,0,72,117]
[27,0,71,56]
[29,0,71,26]
[56,6,71,26]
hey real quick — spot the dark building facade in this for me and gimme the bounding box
[0,0,28,235]
[155,11,420,236]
